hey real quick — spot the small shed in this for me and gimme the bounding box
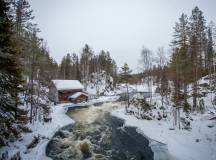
[50,80,87,103]
[68,92,89,103]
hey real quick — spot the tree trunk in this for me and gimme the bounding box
[126,82,130,112]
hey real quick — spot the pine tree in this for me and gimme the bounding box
[80,44,93,88]
[64,53,72,79]
[120,63,132,112]
[12,0,35,82]
[13,0,34,34]
[29,31,39,123]
[157,47,168,110]
[75,56,81,81]
[171,13,190,111]
[0,0,27,146]
[70,53,79,79]
[170,48,181,128]
[189,6,207,74]
[206,26,214,75]
[189,6,207,111]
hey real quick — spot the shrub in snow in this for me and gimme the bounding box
[180,117,191,130]
[199,82,209,88]
[130,94,151,112]
[128,94,156,120]
[199,98,205,113]
[157,112,162,120]
[140,113,153,120]
[183,102,191,112]
[27,135,40,150]
[20,125,32,133]
[10,151,21,160]
[213,96,216,106]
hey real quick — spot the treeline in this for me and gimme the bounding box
[11,0,58,85]
[140,7,216,115]
[58,44,118,86]
[0,0,118,147]
[0,0,58,146]
[169,6,215,112]
[10,0,58,124]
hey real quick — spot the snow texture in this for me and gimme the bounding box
[85,71,114,96]
[0,104,74,160]
[112,106,216,160]
[0,96,119,160]
[52,80,84,90]
[112,79,216,160]
[69,92,88,99]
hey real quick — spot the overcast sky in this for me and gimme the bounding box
[29,0,216,72]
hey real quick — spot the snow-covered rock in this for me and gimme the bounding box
[85,71,114,96]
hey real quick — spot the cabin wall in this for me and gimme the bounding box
[72,95,88,103]
[58,89,83,102]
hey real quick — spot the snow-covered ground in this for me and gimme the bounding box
[1,77,215,160]
[112,79,216,160]
[0,103,73,160]
[112,106,216,160]
[0,96,119,160]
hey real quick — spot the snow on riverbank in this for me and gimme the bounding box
[0,95,119,160]
[112,106,216,160]
[0,104,74,160]
[111,76,216,160]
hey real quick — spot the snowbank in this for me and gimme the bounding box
[0,95,119,159]
[52,80,84,90]
[112,77,216,160]
[112,105,216,160]
[0,104,74,160]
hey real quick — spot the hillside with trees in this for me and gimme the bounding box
[0,0,216,160]
[0,0,119,148]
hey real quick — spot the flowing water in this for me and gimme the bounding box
[46,103,153,160]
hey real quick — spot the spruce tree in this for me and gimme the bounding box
[206,26,214,75]
[170,48,181,128]
[171,13,190,111]
[120,63,132,112]
[13,0,34,34]
[189,6,206,75]
[0,0,27,146]
[189,6,207,111]
[80,44,93,88]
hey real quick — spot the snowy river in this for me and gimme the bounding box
[46,102,154,160]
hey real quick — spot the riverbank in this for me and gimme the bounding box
[112,106,216,160]
[46,103,153,160]
[0,96,119,159]
[0,103,73,160]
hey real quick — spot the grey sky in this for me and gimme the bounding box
[29,0,216,72]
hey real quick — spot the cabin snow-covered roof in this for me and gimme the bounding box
[69,92,89,99]
[52,80,84,90]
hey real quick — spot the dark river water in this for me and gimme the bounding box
[46,103,154,160]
